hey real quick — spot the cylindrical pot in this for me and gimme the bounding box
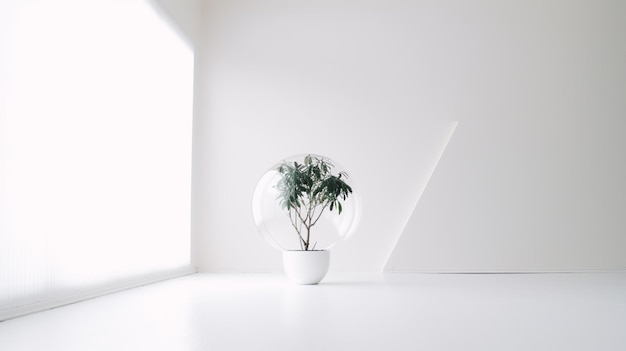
[282,250,330,285]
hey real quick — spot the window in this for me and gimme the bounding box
[0,0,194,320]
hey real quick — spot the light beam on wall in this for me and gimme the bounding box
[383,121,459,270]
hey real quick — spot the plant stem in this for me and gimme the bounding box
[288,209,306,249]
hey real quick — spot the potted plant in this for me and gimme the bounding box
[273,154,353,284]
[252,153,359,284]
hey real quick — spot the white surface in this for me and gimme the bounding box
[0,0,194,317]
[192,0,626,273]
[151,0,201,47]
[283,250,330,284]
[0,272,624,351]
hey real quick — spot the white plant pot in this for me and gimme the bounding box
[283,250,330,285]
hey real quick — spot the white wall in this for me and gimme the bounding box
[383,1,626,272]
[151,0,201,47]
[193,0,626,272]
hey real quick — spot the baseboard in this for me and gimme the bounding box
[0,266,197,322]
[384,268,626,274]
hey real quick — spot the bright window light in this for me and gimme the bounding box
[1,0,193,319]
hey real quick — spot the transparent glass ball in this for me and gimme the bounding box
[252,154,361,251]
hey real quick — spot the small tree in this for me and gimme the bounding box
[275,154,353,250]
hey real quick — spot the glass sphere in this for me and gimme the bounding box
[252,154,361,251]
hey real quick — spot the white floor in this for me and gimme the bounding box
[0,272,625,351]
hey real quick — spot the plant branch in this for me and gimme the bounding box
[288,209,306,249]
[274,154,353,251]
[310,202,329,227]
